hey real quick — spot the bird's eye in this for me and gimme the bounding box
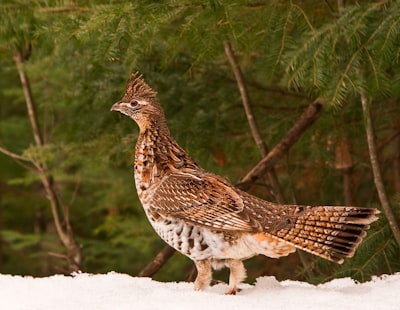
[130,100,139,107]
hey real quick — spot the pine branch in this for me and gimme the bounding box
[39,7,90,14]
[202,70,311,100]
[329,4,392,105]
[285,2,397,107]
[224,41,285,203]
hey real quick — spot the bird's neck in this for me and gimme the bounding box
[134,120,199,195]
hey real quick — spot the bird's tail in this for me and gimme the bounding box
[274,206,379,263]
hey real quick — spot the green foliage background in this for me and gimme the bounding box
[0,0,399,284]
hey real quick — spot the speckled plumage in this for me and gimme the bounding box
[111,73,379,294]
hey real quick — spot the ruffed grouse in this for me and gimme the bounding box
[111,73,379,294]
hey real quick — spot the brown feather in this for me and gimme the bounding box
[112,73,380,294]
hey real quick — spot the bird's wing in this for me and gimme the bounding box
[149,171,256,231]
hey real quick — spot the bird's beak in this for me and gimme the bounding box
[111,101,122,112]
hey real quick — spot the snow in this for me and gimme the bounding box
[0,272,398,310]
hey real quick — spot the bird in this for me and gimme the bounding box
[111,73,379,295]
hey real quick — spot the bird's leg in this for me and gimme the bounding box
[225,259,246,295]
[194,259,212,291]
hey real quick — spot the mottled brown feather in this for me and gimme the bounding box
[123,73,158,102]
[112,73,380,293]
[151,172,253,231]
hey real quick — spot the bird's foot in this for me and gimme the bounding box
[224,286,241,295]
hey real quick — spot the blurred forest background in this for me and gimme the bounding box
[0,0,399,285]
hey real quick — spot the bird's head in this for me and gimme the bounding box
[111,73,166,130]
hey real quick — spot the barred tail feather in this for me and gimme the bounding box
[275,206,380,263]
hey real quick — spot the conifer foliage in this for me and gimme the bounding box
[0,0,399,283]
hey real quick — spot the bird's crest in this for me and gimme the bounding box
[125,72,158,101]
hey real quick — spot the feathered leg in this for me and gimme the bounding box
[194,259,212,291]
[225,259,246,295]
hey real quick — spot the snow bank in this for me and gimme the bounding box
[0,272,398,310]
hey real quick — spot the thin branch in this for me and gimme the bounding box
[224,41,266,155]
[395,128,400,193]
[13,48,82,271]
[224,41,285,203]
[324,0,336,14]
[0,144,32,162]
[138,245,176,277]
[0,143,38,172]
[360,90,400,246]
[13,51,43,147]
[237,98,324,191]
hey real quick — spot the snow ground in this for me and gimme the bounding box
[0,272,398,310]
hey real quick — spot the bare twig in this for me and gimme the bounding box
[224,41,267,155]
[237,99,324,191]
[0,144,32,162]
[138,245,176,277]
[0,143,38,172]
[360,90,400,246]
[394,128,400,193]
[13,49,82,271]
[13,52,43,147]
[224,41,285,203]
